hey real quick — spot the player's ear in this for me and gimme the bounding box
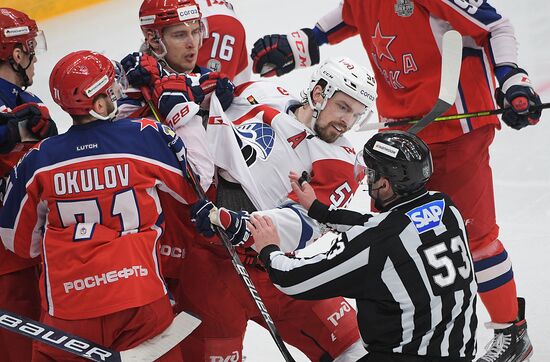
[91,95,107,117]
[145,30,161,52]
[311,84,325,104]
[11,47,24,65]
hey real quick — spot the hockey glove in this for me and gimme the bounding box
[198,72,235,111]
[153,75,201,128]
[210,207,252,247]
[190,199,252,246]
[0,103,57,153]
[14,103,57,140]
[495,67,542,130]
[251,28,320,77]
[121,52,163,89]
[190,199,216,238]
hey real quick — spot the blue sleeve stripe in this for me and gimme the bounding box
[312,26,328,46]
[445,0,502,26]
[280,203,313,251]
[473,249,508,272]
[477,268,513,293]
[322,22,349,39]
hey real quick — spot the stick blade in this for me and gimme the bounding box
[408,30,463,134]
[119,311,201,362]
[438,30,463,105]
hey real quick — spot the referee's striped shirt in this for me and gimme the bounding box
[259,191,477,360]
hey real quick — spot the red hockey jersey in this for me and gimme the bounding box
[197,0,251,85]
[0,118,198,319]
[316,0,515,143]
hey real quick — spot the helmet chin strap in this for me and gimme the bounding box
[9,52,34,90]
[89,101,118,121]
[306,92,329,134]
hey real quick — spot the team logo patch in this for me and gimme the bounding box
[234,122,275,166]
[395,0,414,17]
[207,58,221,72]
[406,199,445,234]
[162,124,176,137]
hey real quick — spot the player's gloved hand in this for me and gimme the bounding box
[14,103,57,140]
[251,29,320,77]
[121,52,163,89]
[190,199,252,246]
[197,72,235,110]
[495,67,542,130]
[152,75,200,128]
[211,207,252,246]
[190,199,217,238]
[1,103,57,152]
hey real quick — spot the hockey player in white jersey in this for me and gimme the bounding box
[172,57,377,361]
[200,56,377,251]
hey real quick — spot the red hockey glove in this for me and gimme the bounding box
[153,75,199,128]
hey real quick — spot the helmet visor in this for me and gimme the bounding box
[353,108,375,130]
[354,150,378,185]
[30,30,47,54]
[111,60,129,99]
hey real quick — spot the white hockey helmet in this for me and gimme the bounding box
[307,57,377,129]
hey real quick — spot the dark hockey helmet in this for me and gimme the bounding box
[358,130,433,195]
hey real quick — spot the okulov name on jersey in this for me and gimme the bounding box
[53,164,129,196]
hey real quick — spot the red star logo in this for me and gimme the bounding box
[132,118,159,131]
[371,22,396,62]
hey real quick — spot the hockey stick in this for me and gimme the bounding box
[0,308,201,362]
[407,30,463,134]
[141,88,297,362]
[358,102,550,131]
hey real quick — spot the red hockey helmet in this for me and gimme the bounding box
[49,50,117,116]
[0,8,46,61]
[139,0,202,34]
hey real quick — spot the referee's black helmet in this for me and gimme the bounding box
[361,130,433,195]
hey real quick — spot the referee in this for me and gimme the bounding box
[249,131,478,362]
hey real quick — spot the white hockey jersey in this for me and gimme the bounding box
[207,81,359,251]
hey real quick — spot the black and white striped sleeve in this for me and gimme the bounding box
[259,225,374,300]
[308,199,373,226]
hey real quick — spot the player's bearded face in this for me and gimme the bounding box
[162,21,202,73]
[315,92,366,143]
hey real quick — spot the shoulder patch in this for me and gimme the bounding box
[406,199,446,234]
[132,118,159,132]
[162,124,176,137]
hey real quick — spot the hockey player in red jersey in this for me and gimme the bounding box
[251,1,540,361]
[0,50,201,361]
[195,0,251,85]
[0,8,56,361]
